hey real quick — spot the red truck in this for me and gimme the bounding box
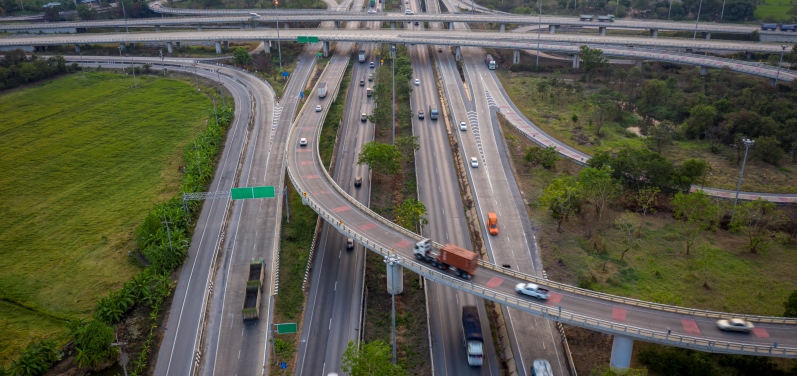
[413,240,478,279]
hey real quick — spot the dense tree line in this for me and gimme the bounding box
[0,50,73,91]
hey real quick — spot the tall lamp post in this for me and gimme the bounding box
[391,44,396,144]
[668,0,673,19]
[731,138,754,221]
[275,0,283,74]
[120,0,129,33]
[775,45,787,86]
[692,0,703,40]
[383,254,400,364]
[536,0,542,68]
[720,0,726,20]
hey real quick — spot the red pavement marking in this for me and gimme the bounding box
[612,307,627,322]
[304,175,319,179]
[331,206,351,213]
[300,161,313,165]
[392,240,411,249]
[753,327,770,338]
[358,223,376,231]
[546,292,563,305]
[681,319,701,335]
[296,149,312,152]
[486,276,504,288]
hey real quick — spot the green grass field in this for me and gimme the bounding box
[755,0,794,21]
[0,72,211,365]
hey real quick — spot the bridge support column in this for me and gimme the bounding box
[175,41,181,48]
[223,41,229,49]
[549,24,556,34]
[610,335,634,369]
[391,21,396,29]
[215,41,222,54]
[386,261,403,295]
[500,23,506,32]
[746,52,751,59]
[599,26,606,36]
[167,42,173,53]
[155,25,161,32]
[650,28,658,38]
[323,41,330,57]
[705,32,711,40]
[572,53,580,69]
[197,26,203,31]
[119,43,126,53]
[700,66,708,76]
[513,49,520,64]
[449,22,454,30]
[455,46,461,61]
[263,40,270,53]
[636,59,643,69]
[770,77,777,85]
[114,26,119,32]
[334,20,340,29]
[74,44,80,53]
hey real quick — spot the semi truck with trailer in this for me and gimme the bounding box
[413,240,478,279]
[318,82,327,98]
[484,54,496,70]
[461,306,484,366]
[242,258,265,320]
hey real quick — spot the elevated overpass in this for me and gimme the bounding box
[3,10,793,39]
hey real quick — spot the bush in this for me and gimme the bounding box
[8,339,60,376]
[524,145,560,169]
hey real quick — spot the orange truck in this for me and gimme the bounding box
[487,212,498,235]
[414,241,478,279]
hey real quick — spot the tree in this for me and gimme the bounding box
[524,145,560,169]
[540,176,582,232]
[571,113,579,127]
[636,186,659,216]
[232,47,252,66]
[590,365,648,376]
[615,211,641,260]
[722,0,755,21]
[395,198,428,231]
[672,190,718,255]
[681,104,717,140]
[68,319,118,368]
[731,198,783,254]
[578,166,619,220]
[784,290,797,317]
[754,136,785,166]
[77,4,97,20]
[340,340,405,376]
[677,159,709,189]
[695,244,719,289]
[579,45,609,81]
[357,142,402,177]
[588,148,679,192]
[640,79,668,108]
[394,135,420,160]
[644,121,676,154]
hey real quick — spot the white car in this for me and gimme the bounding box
[369,62,375,68]
[299,138,308,146]
[470,157,478,168]
[249,12,260,17]
[367,9,376,13]
[404,9,414,14]
[414,78,420,86]
[531,359,553,376]
[315,105,322,112]
[459,121,467,131]
[716,319,754,333]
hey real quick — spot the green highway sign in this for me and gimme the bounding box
[274,323,297,334]
[297,36,308,43]
[230,186,275,200]
[297,36,319,43]
[308,36,319,43]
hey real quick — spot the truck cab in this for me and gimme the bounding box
[487,212,498,235]
[413,239,432,258]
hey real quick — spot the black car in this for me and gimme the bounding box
[354,176,362,187]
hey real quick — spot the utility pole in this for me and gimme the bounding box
[162,217,174,253]
[720,0,726,20]
[668,0,673,19]
[80,52,86,80]
[129,53,136,87]
[731,138,754,221]
[284,186,290,223]
[212,97,219,125]
[775,45,787,86]
[193,62,199,89]
[160,49,165,76]
[391,45,396,144]
[384,254,400,364]
[536,0,542,68]
[216,69,225,106]
[275,0,283,74]
[693,0,703,40]
[194,140,202,177]
[120,0,129,33]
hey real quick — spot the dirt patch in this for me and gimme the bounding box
[562,324,613,374]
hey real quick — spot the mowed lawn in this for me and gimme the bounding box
[755,0,794,21]
[0,72,211,364]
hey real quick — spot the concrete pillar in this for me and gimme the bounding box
[322,41,329,57]
[334,20,340,29]
[167,42,173,53]
[223,41,229,49]
[386,262,404,295]
[705,32,711,40]
[650,28,658,38]
[74,44,80,53]
[599,26,606,36]
[119,43,126,53]
[197,25,203,31]
[500,23,505,32]
[746,52,751,59]
[449,22,454,30]
[700,66,708,76]
[636,60,643,69]
[263,40,270,53]
[549,25,556,34]
[455,46,461,61]
[129,43,135,48]
[513,49,520,64]
[610,335,634,369]
[572,53,580,69]
[215,41,221,54]
[155,25,161,32]
[770,77,777,85]
[391,21,396,29]
[176,42,181,48]
[240,23,245,29]
[114,26,119,32]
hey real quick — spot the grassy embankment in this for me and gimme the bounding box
[0,72,211,366]
[268,56,353,375]
[495,67,797,193]
[755,0,794,21]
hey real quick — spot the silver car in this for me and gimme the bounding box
[716,319,754,333]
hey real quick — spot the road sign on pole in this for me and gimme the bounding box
[273,323,298,334]
[308,36,319,43]
[297,36,308,43]
[230,186,275,200]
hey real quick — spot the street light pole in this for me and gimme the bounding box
[775,45,787,86]
[160,49,165,76]
[129,54,136,87]
[216,69,225,106]
[731,138,754,221]
[720,0,726,20]
[80,52,86,80]
[536,0,542,68]
[120,0,129,33]
[384,254,400,364]
[193,62,198,89]
[275,0,283,74]
[668,0,673,19]
[693,0,703,40]
[391,45,396,144]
